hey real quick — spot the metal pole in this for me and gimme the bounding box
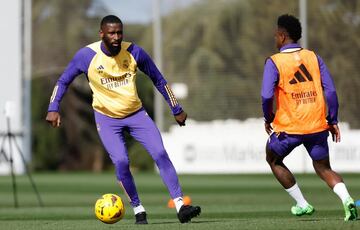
[7,117,18,208]
[152,0,164,131]
[299,0,308,173]
[299,0,308,48]
[22,0,32,162]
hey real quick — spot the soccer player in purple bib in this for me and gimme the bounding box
[261,14,357,221]
[46,15,201,224]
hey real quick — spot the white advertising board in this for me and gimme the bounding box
[163,119,360,174]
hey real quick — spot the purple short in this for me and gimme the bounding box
[267,130,329,160]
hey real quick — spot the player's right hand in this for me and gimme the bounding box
[328,124,341,143]
[46,111,61,128]
[175,111,187,127]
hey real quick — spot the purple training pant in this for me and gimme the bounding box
[94,108,183,207]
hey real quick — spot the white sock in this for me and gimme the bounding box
[285,183,309,208]
[133,204,146,215]
[333,182,351,204]
[173,197,184,213]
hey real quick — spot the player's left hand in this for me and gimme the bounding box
[46,111,61,128]
[175,111,187,127]
[264,122,273,135]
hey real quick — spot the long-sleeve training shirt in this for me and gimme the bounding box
[48,41,182,118]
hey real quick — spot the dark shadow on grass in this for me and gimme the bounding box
[148,221,179,225]
[148,220,225,225]
[298,217,347,222]
[297,219,322,222]
[184,220,227,224]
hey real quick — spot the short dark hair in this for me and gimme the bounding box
[100,15,122,28]
[277,14,302,42]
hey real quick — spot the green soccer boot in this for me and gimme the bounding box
[291,204,315,216]
[343,197,358,221]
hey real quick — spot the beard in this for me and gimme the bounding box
[103,38,121,56]
[108,44,121,56]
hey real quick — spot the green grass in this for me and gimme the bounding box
[0,173,359,229]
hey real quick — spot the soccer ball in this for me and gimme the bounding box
[94,193,125,224]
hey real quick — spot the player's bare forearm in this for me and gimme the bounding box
[174,111,187,127]
[46,111,61,128]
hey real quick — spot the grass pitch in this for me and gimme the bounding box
[0,172,359,229]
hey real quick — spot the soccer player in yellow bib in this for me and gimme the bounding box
[261,14,357,221]
[46,15,200,224]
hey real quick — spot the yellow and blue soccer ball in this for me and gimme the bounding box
[94,193,125,224]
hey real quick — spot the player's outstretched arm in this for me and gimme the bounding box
[174,111,187,127]
[133,44,184,117]
[328,124,341,143]
[46,111,61,128]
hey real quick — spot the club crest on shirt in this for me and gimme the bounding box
[122,59,129,69]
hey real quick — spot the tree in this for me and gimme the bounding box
[141,0,360,128]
